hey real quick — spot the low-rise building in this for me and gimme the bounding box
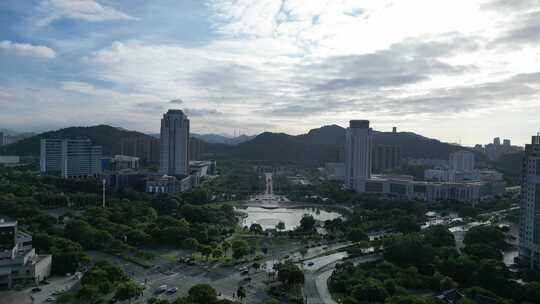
[0,156,20,166]
[0,219,51,289]
[357,175,483,203]
[189,160,217,178]
[145,175,193,193]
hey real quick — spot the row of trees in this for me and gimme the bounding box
[331,224,540,304]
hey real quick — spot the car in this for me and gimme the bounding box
[166,287,178,294]
[52,290,64,296]
[307,262,315,266]
[46,297,56,302]
[241,270,249,276]
[155,285,168,294]
[31,287,41,293]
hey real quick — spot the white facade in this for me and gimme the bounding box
[0,219,52,289]
[40,138,102,178]
[345,120,372,191]
[160,110,190,176]
[519,135,540,270]
[40,139,63,174]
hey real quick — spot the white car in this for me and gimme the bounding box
[46,297,56,302]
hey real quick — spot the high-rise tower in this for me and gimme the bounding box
[345,120,372,191]
[519,134,540,269]
[160,109,190,176]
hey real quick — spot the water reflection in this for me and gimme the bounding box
[235,206,342,231]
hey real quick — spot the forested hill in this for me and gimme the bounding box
[0,125,156,157]
[1,124,484,165]
[218,124,483,163]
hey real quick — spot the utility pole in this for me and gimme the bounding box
[102,178,106,208]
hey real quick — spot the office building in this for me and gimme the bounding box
[424,169,449,182]
[372,144,402,173]
[0,218,52,289]
[160,110,190,177]
[40,138,102,178]
[494,137,501,146]
[0,132,4,146]
[519,134,540,269]
[449,151,475,173]
[189,138,206,161]
[40,139,63,175]
[345,120,372,190]
[503,139,511,146]
[120,135,159,164]
[345,120,497,203]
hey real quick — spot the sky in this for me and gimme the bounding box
[0,0,539,146]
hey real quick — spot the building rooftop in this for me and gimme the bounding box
[0,217,17,228]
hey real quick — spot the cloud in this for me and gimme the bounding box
[38,0,138,25]
[0,40,56,59]
[490,10,540,48]
[482,0,540,11]
[185,108,224,117]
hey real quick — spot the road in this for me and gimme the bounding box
[303,254,383,304]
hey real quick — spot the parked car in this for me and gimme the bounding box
[31,287,41,293]
[307,262,315,266]
[166,287,178,294]
[46,297,56,302]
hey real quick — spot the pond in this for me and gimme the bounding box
[235,206,343,231]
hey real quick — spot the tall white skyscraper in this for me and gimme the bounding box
[160,109,190,176]
[519,134,540,269]
[345,120,372,190]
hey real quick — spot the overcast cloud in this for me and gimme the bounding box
[0,0,539,145]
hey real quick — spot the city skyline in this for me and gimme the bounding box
[1,0,540,145]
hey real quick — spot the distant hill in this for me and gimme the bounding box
[2,124,486,166]
[0,125,156,157]
[208,124,485,163]
[191,133,256,145]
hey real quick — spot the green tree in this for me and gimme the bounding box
[396,217,421,234]
[237,286,246,301]
[351,278,389,303]
[232,240,250,260]
[464,226,508,251]
[115,280,143,304]
[299,215,316,232]
[249,223,264,234]
[278,262,305,287]
[423,225,455,248]
[76,284,101,303]
[276,221,285,231]
[188,284,218,304]
[464,243,502,260]
[347,227,368,242]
